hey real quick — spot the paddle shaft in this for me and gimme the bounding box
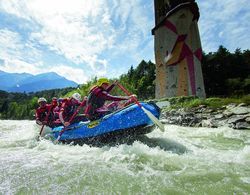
[116,83,141,107]
[117,82,165,132]
[39,124,45,136]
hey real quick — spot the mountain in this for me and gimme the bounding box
[0,70,78,92]
[0,70,33,91]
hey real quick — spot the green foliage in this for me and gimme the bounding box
[202,46,250,96]
[161,96,203,110]
[119,60,155,100]
[165,95,250,110]
[241,95,250,105]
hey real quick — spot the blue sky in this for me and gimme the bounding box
[0,0,249,84]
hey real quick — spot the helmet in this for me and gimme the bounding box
[97,77,109,87]
[38,97,47,103]
[72,93,81,101]
[52,97,57,101]
[58,98,63,103]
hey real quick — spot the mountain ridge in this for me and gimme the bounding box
[0,70,78,92]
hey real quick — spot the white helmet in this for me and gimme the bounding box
[72,93,81,101]
[38,97,47,103]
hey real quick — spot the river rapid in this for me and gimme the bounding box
[0,120,249,194]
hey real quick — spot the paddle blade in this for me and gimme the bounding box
[141,106,165,132]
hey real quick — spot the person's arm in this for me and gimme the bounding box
[59,110,70,127]
[101,91,129,101]
[59,111,67,126]
[59,102,68,126]
[59,112,64,123]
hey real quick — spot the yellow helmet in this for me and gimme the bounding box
[97,77,109,87]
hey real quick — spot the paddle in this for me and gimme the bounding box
[116,82,165,132]
[39,124,46,137]
[54,100,86,143]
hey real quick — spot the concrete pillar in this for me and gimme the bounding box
[152,0,206,98]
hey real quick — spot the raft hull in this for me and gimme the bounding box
[46,102,160,145]
[61,124,154,145]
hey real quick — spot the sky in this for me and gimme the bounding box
[0,0,249,84]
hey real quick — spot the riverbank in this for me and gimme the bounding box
[157,96,250,130]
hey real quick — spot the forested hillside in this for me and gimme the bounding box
[0,88,75,119]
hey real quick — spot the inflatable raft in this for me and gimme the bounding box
[43,102,161,145]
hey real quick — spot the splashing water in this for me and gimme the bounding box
[0,120,249,194]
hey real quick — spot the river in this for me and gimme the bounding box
[0,120,249,194]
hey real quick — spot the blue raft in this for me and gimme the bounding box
[45,102,161,145]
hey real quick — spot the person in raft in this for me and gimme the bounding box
[59,93,87,127]
[53,98,63,119]
[84,78,135,121]
[35,97,60,128]
[51,97,58,108]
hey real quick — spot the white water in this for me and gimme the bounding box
[0,120,249,194]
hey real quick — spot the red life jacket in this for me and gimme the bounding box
[84,84,127,119]
[35,104,54,122]
[84,86,105,118]
[60,98,80,121]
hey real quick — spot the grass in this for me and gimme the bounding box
[158,95,250,110]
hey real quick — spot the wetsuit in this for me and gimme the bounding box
[59,98,87,125]
[53,104,62,119]
[35,104,59,128]
[85,84,129,120]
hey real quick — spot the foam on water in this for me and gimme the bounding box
[0,120,249,194]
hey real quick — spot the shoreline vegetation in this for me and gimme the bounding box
[0,46,249,120]
[157,95,250,110]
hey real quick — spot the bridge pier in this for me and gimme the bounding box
[152,0,206,98]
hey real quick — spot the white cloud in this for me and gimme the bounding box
[0,29,23,60]
[0,29,89,83]
[218,31,224,38]
[0,0,114,73]
[0,0,155,80]
[197,0,250,52]
[49,65,88,84]
[0,28,42,70]
[0,59,43,75]
[0,29,87,83]
[110,0,153,52]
